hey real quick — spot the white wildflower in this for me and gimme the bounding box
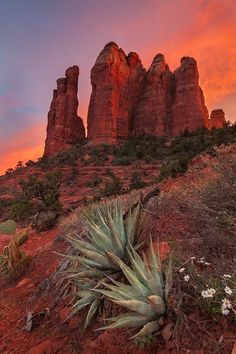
[190,256,196,260]
[184,275,190,282]
[204,262,210,266]
[222,298,232,309]
[224,286,233,295]
[222,308,230,315]
[223,274,231,278]
[201,288,216,298]
[179,268,185,273]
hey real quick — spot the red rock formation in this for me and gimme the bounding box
[132,54,174,136]
[87,42,145,144]
[171,57,209,135]
[209,109,226,129]
[44,66,85,156]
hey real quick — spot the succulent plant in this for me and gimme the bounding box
[0,230,29,276]
[96,240,172,338]
[63,199,141,329]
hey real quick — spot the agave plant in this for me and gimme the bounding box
[96,240,172,338]
[62,199,141,329]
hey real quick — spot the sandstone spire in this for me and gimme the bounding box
[44,65,85,156]
[132,53,174,136]
[171,57,209,135]
[209,109,226,129]
[87,42,145,144]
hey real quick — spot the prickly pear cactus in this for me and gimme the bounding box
[0,230,29,278]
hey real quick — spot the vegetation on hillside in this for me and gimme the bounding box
[10,172,62,231]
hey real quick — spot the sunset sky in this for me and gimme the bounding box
[1,0,236,175]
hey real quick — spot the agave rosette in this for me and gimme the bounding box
[63,199,141,328]
[96,240,172,338]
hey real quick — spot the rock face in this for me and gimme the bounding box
[44,43,226,152]
[88,45,210,142]
[87,42,145,144]
[133,54,174,136]
[171,57,209,135]
[209,109,226,129]
[44,66,85,156]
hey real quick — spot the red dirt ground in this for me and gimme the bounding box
[0,156,235,353]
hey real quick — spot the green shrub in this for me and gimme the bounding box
[0,220,17,235]
[32,211,58,232]
[10,172,62,230]
[159,157,188,180]
[87,173,102,188]
[129,172,147,190]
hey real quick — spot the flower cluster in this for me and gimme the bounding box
[221,298,232,315]
[224,286,233,295]
[201,288,216,298]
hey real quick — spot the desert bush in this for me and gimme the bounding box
[0,220,17,235]
[10,172,62,230]
[31,211,58,232]
[95,173,123,200]
[5,168,14,176]
[129,171,147,190]
[87,173,102,188]
[159,157,188,180]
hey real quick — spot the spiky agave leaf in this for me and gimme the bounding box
[61,198,142,330]
[97,239,171,338]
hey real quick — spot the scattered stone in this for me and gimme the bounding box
[16,278,33,288]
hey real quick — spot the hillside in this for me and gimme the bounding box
[0,127,236,354]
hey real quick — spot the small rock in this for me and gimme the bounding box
[69,316,81,330]
[16,278,33,288]
[161,323,174,341]
[26,340,61,354]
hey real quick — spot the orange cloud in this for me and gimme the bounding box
[142,0,236,119]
